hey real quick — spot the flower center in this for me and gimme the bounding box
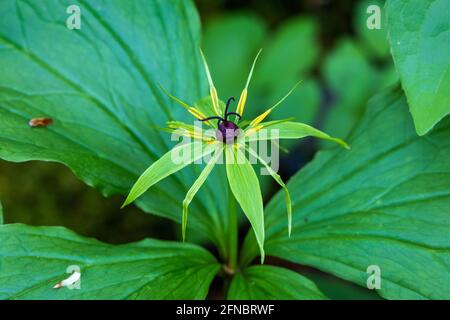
[217,121,240,144]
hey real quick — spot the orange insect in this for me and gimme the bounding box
[28,117,53,128]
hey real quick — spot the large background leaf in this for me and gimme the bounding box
[387,0,450,135]
[0,0,230,253]
[227,265,326,300]
[0,223,219,299]
[242,87,450,299]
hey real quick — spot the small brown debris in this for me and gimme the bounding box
[28,117,53,128]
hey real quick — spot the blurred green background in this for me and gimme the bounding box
[0,0,393,299]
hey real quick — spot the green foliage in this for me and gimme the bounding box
[202,14,321,124]
[202,13,267,101]
[270,79,320,128]
[320,39,397,147]
[246,146,292,236]
[0,0,232,254]
[242,87,450,299]
[0,0,448,301]
[0,224,219,299]
[182,144,223,241]
[0,161,171,244]
[226,146,265,262]
[354,0,390,58]
[251,121,349,149]
[227,265,327,299]
[122,142,215,208]
[254,17,319,90]
[387,0,450,135]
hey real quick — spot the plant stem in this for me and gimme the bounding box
[227,184,238,272]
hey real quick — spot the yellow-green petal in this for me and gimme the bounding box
[236,49,262,116]
[199,49,222,116]
[160,86,213,125]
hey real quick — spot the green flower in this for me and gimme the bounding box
[122,49,349,262]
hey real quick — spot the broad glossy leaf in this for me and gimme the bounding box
[387,0,450,135]
[227,265,327,300]
[0,0,229,250]
[247,121,349,149]
[0,224,220,299]
[242,87,450,299]
[226,146,265,262]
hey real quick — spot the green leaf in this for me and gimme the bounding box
[0,224,220,299]
[225,145,265,263]
[123,141,215,207]
[0,0,230,252]
[0,201,3,225]
[387,0,450,135]
[242,87,450,299]
[247,121,349,149]
[227,265,327,300]
[182,144,223,241]
[246,145,291,236]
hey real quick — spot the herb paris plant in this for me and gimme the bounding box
[122,50,349,262]
[1,0,448,300]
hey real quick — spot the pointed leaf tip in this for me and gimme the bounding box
[335,138,350,150]
[199,48,214,87]
[245,48,263,89]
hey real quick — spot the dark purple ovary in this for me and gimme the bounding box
[217,121,240,144]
